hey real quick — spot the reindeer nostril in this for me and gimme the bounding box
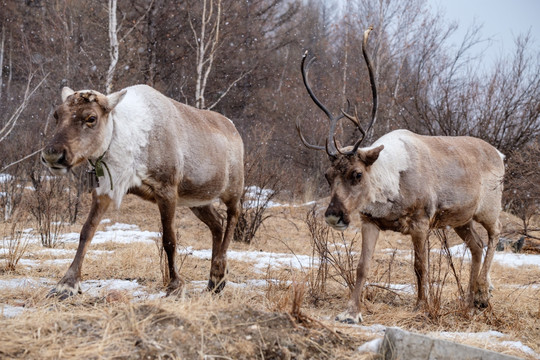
[58,150,66,164]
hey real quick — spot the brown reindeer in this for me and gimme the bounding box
[298,28,505,323]
[41,84,244,297]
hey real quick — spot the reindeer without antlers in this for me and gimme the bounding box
[41,84,244,298]
[298,27,505,323]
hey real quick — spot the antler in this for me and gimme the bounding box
[339,26,378,156]
[297,50,348,157]
[297,27,377,158]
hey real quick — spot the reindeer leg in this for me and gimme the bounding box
[208,199,240,293]
[50,192,111,299]
[411,227,429,310]
[336,221,379,324]
[475,219,501,308]
[190,205,225,292]
[156,191,183,295]
[455,221,483,308]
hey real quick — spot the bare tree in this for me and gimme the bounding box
[187,0,251,110]
[106,0,155,93]
[189,0,222,109]
[504,139,540,236]
[105,0,119,94]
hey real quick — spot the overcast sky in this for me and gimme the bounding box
[428,0,540,63]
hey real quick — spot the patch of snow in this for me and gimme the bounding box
[387,243,540,268]
[34,248,75,257]
[1,304,26,318]
[105,223,138,231]
[0,173,14,183]
[81,279,142,297]
[499,341,538,357]
[357,338,383,354]
[180,247,315,272]
[0,277,52,290]
[367,282,415,295]
[17,259,40,267]
[243,186,282,209]
[61,223,159,244]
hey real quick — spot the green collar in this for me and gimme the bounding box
[88,153,113,190]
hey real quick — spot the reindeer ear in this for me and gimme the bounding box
[105,89,127,112]
[61,87,75,102]
[359,145,384,166]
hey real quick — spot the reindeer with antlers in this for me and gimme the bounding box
[298,28,505,323]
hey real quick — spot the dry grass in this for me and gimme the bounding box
[0,194,539,359]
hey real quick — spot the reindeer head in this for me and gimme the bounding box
[41,87,126,175]
[298,27,379,231]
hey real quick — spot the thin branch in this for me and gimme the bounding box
[0,147,44,173]
[0,72,49,143]
[206,69,250,111]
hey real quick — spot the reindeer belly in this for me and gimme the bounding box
[176,174,227,207]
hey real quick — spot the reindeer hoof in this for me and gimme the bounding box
[207,278,226,294]
[47,283,82,300]
[165,278,185,297]
[474,298,489,309]
[335,311,363,324]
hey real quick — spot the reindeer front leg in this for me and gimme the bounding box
[336,221,379,324]
[156,190,184,295]
[50,192,111,299]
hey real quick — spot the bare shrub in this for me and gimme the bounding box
[504,139,540,237]
[234,127,283,244]
[305,206,359,298]
[0,171,25,221]
[426,229,467,318]
[305,206,330,299]
[155,227,188,287]
[1,214,31,272]
[27,168,71,248]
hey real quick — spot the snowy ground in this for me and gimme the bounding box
[1,218,539,358]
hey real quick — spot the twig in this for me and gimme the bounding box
[0,147,44,173]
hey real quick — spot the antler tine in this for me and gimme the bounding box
[300,50,338,156]
[361,26,377,142]
[296,118,325,151]
[341,103,366,138]
[301,51,333,121]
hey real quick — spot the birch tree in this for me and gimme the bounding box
[105,0,119,94]
[189,0,222,109]
[105,0,155,94]
[188,0,250,110]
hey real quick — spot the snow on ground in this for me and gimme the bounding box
[0,173,14,183]
[243,186,282,208]
[383,243,540,268]
[445,243,540,268]
[59,223,160,245]
[180,246,315,272]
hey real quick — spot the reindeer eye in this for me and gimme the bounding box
[85,116,97,126]
[352,171,362,182]
[53,112,59,124]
